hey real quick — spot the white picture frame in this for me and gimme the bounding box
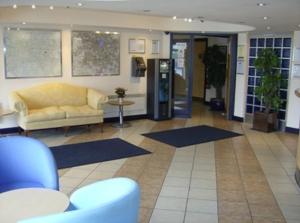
[129,39,145,54]
[151,40,160,54]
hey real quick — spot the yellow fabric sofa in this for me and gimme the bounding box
[9,83,108,133]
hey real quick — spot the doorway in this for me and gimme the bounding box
[171,33,237,119]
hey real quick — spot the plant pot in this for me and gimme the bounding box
[210,98,225,111]
[252,111,278,132]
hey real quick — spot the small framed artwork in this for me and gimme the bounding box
[151,40,160,54]
[129,39,145,54]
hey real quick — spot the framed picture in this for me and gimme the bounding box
[129,39,145,54]
[151,40,160,54]
[4,29,62,79]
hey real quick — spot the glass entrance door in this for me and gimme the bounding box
[171,35,193,117]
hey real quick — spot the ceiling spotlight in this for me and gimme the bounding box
[263,16,268,20]
[184,18,188,22]
[105,31,110,34]
[188,18,192,23]
[12,4,17,9]
[172,16,177,20]
[257,3,266,6]
[77,2,83,7]
[49,6,54,10]
[31,4,36,9]
[22,22,26,25]
[95,31,101,34]
[266,26,271,30]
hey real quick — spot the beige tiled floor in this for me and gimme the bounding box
[31,102,300,223]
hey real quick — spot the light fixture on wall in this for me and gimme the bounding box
[22,22,26,25]
[172,16,177,20]
[105,31,110,34]
[95,30,101,34]
[257,3,266,7]
[12,4,17,9]
[49,6,54,10]
[263,16,268,20]
[31,4,36,9]
[113,32,119,35]
[77,2,83,7]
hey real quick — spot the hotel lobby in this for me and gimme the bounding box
[0,0,300,223]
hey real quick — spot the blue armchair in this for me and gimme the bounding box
[19,177,140,223]
[0,136,59,193]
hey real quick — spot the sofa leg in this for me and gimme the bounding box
[24,130,30,137]
[100,123,104,133]
[63,126,70,136]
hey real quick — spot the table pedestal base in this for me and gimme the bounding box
[112,122,131,128]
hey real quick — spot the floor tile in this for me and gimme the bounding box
[155,197,187,211]
[188,188,217,200]
[150,209,185,223]
[160,186,189,198]
[186,199,217,214]
[163,177,190,188]
[184,212,218,223]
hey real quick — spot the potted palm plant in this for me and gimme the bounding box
[252,48,282,132]
[203,45,227,111]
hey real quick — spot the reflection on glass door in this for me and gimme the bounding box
[171,36,192,117]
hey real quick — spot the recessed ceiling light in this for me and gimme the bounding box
[31,4,36,9]
[172,16,177,20]
[257,3,266,7]
[22,22,26,25]
[49,6,54,10]
[105,31,110,34]
[266,26,271,30]
[188,18,192,23]
[95,31,101,34]
[263,16,268,20]
[77,2,83,7]
[12,4,17,9]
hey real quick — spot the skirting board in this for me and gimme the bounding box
[285,127,299,134]
[295,168,300,188]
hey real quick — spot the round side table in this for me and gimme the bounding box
[0,188,69,223]
[108,100,134,128]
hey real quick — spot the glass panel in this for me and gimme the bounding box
[171,35,192,116]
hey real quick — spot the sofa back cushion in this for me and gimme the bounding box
[16,83,87,109]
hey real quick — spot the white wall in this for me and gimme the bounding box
[0,28,164,128]
[286,30,300,129]
[233,33,249,118]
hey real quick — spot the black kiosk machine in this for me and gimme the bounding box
[147,59,173,120]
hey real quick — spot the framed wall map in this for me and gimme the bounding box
[72,31,120,76]
[4,29,62,79]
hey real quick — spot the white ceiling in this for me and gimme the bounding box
[0,0,299,33]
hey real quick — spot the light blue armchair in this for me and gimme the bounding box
[19,178,140,223]
[0,136,59,193]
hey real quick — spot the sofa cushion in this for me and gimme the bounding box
[25,106,66,123]
[60,105,103,118]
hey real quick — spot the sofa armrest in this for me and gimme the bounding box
[87,89,108,110]
[9,92,28,116]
